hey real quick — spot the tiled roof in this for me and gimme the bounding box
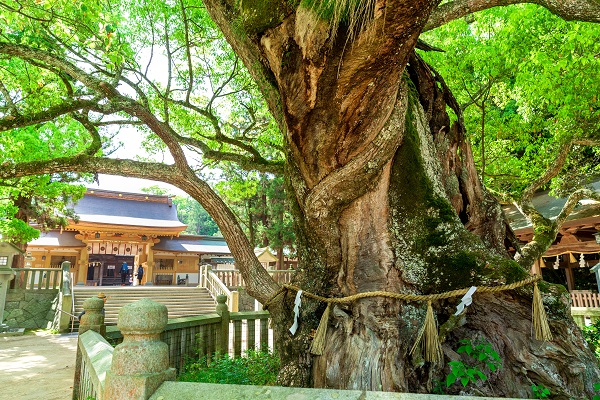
[28,231,85,247]
[503,181,600,231]
[154,235,231,254]
[71,189,186,229]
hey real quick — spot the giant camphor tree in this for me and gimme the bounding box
[1,0,600,397]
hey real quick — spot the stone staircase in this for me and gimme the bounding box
[72,286,216,326]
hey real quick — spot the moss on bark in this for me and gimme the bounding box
[238,0,289,35]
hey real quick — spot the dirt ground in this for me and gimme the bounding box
[0,331,78,400]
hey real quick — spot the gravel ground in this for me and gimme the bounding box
[0,331,78,400]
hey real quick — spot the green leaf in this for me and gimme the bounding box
[446,374,456,387]
[476,370,487,381]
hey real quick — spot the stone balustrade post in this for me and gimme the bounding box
[57,262,72,332]
[215,294,230,355]
[79,296,106,336]
[61,261,72,295]
[104,299,175,400]
[73,295,106,400]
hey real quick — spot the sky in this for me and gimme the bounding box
[89,174,187,196]
[83,127,189,196]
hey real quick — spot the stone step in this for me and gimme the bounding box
[72,286,217,327]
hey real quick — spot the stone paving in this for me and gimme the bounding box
[0,331,78,400]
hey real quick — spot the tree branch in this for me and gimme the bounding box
[0,43,108,93]
[71,112,103,156]
[0,80,19,116]
[0,154,280,302]
[521,139,572,204]
[424,0,600,32]
[0,99,112,132]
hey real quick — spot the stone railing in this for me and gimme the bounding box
[76,330,113,400]
[149,382,517,400]
[569,292,600,329]
[105,295,271,371]
[74,295,175,400]
[10,267,63,290]
[571,307,600,328]
[74,294,517,400]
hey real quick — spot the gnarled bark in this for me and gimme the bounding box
[199,2,600,396]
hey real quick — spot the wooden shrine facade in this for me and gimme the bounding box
[504,182,600,302]
[25,189,233,286]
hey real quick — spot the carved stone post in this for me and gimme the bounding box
[73,295,105,400]
[79,296,106,336]
[215,294,230,355]
[104,299,175,399]
[58,261,73,332]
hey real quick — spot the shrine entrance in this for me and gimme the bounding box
[87,254,136,286]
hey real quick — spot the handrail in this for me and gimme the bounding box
[199,265,238,311]
[104,310,272,367]
[70,272,76,333]
[77,330,113,400]
[214,267,296,287]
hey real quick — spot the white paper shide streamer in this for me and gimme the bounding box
[454,286,477,316]
[289,290,303,335]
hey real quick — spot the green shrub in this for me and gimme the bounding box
[582,319,600,359]
[178,349,279,386]
[531,384,550,399]
[446,339,501,388]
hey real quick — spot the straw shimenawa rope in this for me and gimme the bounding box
[264,274,552,360]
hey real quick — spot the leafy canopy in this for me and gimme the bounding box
[421,5,600,200]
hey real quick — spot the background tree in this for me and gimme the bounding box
[216,168,295,263]
[1,0,600,397]
[421,5,600,268]
[175,196,221,236]
[142,185,221,236]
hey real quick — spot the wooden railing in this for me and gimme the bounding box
[570,292,600,328]
[570,291,600,308]
[76,330,113,400]
[199,265,239,311]
[105,305,271,371]
[10,267,62,290]
[214,268,296,287]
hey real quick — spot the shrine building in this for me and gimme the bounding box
[504,180,600,292]
[25,189,233,286]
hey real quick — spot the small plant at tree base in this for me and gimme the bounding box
[432,379,445,395]
[178,349,279,386]
[446,339,501,388]
[531,384,550,399]
[593,382,600,400]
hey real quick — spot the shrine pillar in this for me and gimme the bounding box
[144,241,156,285]
[77,244,89,286]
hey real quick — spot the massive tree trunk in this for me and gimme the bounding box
[201,1,600,397]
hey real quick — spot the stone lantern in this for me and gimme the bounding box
[0,241,22,327]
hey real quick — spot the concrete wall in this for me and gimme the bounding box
[4,289,59,329]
